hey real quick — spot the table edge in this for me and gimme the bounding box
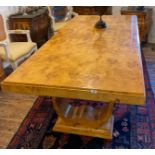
[1,81,145,105]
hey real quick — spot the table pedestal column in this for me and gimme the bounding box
[52,97,115,139]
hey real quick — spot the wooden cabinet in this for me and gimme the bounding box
[121,7,153,43]
[0,58,4,82]
[73,6,112,15]
[9,7,53,47]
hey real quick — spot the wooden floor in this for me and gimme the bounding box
[0,91,36,148]
[0,45,155,148]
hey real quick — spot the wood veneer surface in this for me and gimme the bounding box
[2,15,145,105]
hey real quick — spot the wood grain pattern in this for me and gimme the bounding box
[121,7,153,43]
[0,46,154,148]
[52,97,114,128]
[73,6,112,15]
[53,116,114,139]
[2,15,145,105]
[9,7,51,47]
[0,15,6,41]
[0,91,36,148]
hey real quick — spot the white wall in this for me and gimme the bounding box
[112,6,122,15]
[0,6,19,33]
[0,6,19,18]
[112,6,155,43]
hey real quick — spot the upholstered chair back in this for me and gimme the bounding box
[0,15,6,41]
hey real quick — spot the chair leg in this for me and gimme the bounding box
[30,46,37,56]
[34,45,38,51]
[11,62,18,70]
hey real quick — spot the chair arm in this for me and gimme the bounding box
[72,12,78,17]
[0,41,8,47]
[0,41,10,61]
[64,11,78,21]
[8,29,32,42]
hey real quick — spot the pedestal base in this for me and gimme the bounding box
[53,115,114,139]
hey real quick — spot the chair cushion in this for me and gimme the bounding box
[0,42,36,61]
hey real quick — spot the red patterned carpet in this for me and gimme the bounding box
[7,51,155,149]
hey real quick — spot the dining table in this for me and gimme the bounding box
[1,15,145,139]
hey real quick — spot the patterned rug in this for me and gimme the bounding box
[7,52,155,149]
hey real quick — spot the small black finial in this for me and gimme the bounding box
[95,15,106,29]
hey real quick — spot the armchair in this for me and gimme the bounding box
[0,15,37,70]
[48,6,78,32]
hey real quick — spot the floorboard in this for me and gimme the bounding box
[0,91,36,148]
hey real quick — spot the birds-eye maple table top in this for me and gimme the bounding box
[1,15,145,105]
